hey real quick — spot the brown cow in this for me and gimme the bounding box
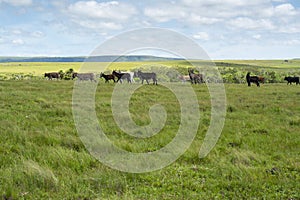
[188,69,204,84]
[258,76,265,84]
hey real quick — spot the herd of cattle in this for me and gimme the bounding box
[44,70,158,84]
[246,72,299,87]
[44,70,300,86]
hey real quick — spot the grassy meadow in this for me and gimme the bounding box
[215,59,300,69]
[0,60,299,199]
[1,59,299,75]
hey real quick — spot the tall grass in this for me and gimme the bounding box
[0,79,299,199]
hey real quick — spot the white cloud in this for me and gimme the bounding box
[73,19,123,30]
[0,0,32,6]
[283,39,300,45]
[12,29,22,35]
[67,1,137,30]
[253,34,262,39]
[273,39,300,46]
[12,39,24,45]
[271,0,288,2]
[143,0,283,25]
[182,0,266,6]
[278,23,300,33]
[189,14,222,25]
[144,6,186,22]
[274,3,297,16]
[31,31,44,38]
[51,0,68,9]
[144,3,223,25]
[181,0,274,15]
[228,17,274,30]
[193,32,210,41]
[258,3,299,18]
[68,1,136,21]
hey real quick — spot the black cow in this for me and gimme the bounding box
[246,72,260,87]
[72,72,78,80]
[44,72,60,80]
[284,76,299,85]
[100,72,115,83]
[112,70,131,83]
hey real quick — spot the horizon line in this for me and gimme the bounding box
[0,55,299,61]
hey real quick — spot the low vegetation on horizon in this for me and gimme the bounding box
[0,59,299,83]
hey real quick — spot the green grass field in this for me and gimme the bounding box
[0,59,299,76]
[216,59,300,69]
[0,77,299,199]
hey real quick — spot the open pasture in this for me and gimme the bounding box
[0,78,299,199]
[0,59,299,75]
[215,59,300,69]
[0,62,161,76]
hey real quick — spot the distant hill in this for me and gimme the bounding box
[0,55,183,62]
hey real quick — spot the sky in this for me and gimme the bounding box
[0,0,299,59]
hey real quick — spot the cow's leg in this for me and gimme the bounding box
[146,79,149,84]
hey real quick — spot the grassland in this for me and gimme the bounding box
[0,59,299,76]
[215,59,300,69]
[0,77,299,199]
[0,62,82,76]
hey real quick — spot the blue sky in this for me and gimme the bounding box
[0,0,299,59]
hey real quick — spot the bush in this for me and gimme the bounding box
[58,68,75,80]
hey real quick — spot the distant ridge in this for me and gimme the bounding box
[0,55,183,62]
